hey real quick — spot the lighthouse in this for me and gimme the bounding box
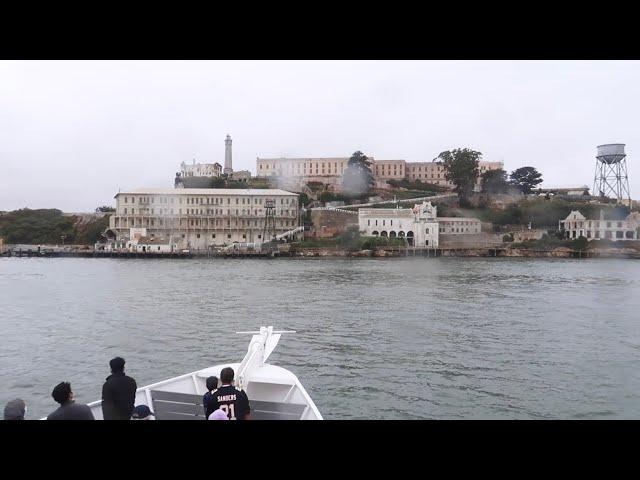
[224,134,233,175]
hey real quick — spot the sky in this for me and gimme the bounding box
[1,60,639,212]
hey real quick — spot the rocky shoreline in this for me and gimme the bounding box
[3,246,639,259]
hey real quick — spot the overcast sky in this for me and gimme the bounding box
[1,60,639,212]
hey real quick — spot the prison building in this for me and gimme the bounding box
[107,188,300,250]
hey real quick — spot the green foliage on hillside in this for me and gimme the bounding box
[305,181,327,193]
[511,233,590,251]
[386,178,448,193]
[319,191,347,203]
[359,236,406,250]
[437,148,481,200]
[0,209,77,244]
[0,209,111,245]
[75,215,111,244]
[476,198,630,228]
[294,229,405,251]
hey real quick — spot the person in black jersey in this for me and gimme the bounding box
[211,367,251,420]
[203,376,218,418]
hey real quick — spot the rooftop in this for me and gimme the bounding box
[115,188,297,197]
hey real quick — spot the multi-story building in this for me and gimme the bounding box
[437,218,482,234]
[358,201,486,247]
[405,160,504,190]
[372,160,406,180]
[559,210,640,240]
[358,201,440,247]
[107,188,300,250]
[256,156,503,192]
[256,157,351,190]
[180,160,222,178]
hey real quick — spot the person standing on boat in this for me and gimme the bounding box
[101,357,137,420]
[4,398,26,420]
[47,382,95,420]
[203,376,219,419]
[210,367,251,420]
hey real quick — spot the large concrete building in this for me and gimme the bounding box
[107,188,300,250]
[559,210,640,240]
[256,156,503,192]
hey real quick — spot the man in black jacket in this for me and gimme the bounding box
[102,357,137,420]
[47,382,95,420]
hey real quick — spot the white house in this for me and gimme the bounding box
[559,209,640,240]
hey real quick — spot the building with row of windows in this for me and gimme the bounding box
[559,210,640,240]
[357,201,483,247]
[255,156,503,191]
[180,159,222,178]
[106,188,300,250]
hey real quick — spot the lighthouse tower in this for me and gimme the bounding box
[224,134,233,175]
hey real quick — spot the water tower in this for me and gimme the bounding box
[593,143,631,204]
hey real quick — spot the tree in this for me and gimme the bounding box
[342,151,375,198]
[510,167,543,194]
[297,192,312,207]
[437,148,481,200]
[480,168,510,194]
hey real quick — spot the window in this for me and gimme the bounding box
[197,234,200,238]
[368,220,370,226]
[227,234,231,239]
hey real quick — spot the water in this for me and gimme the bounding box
[1,256,639,420]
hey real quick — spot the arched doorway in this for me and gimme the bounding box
[372,231,379,236]
[389,231,396,238]
[380,231,388,237]
[398,231,405,238]
[407,231,414,246]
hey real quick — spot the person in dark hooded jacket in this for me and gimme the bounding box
[101,357,137,420]
[203,376,218,418]
[4,398,26,420]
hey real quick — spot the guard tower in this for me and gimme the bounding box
[261,199,277,244]
[593,143,631,205]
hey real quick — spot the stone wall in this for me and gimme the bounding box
[439,232,505,248]
[309,209,358,238]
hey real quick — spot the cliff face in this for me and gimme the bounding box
[0,209,110,245]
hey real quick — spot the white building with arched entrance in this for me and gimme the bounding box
[358,201,440,247]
